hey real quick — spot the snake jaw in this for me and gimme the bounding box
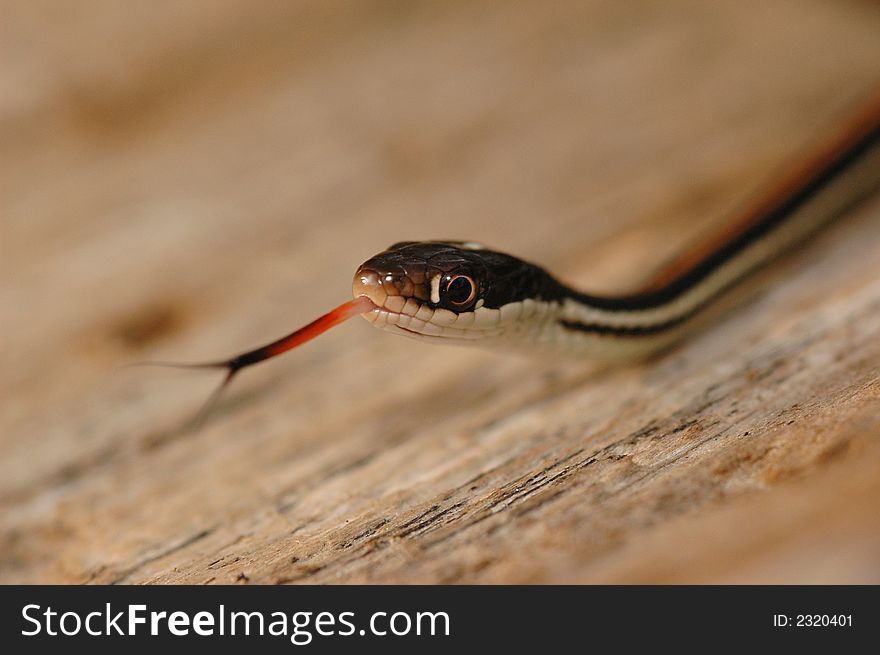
[352,268,421,307]
[353,268,422,337]
[352,270,510,343]
[351,242,526,342]
[351,240,566,343]
[353,269,455,338]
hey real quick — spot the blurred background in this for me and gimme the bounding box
[2,1,879,584]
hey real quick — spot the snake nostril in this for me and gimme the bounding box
[353,266,417,306]
[355,269,380,288]
[382,273,413,296]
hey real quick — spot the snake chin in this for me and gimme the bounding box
[393,324,422,337]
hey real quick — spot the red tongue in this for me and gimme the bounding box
[133,295,378,425]
[251,295,377,361]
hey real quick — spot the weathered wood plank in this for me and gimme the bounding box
[1,0,879,584]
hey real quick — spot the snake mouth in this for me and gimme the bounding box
[356,301,509,343]
[358,304,450,339]
[352,268,452,338]
[352,268,420,309]
[393,323,422,337]
[352,260,508,341]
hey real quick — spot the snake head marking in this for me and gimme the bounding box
[353,240,561,307]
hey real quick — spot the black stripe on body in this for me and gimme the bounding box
[558,118,880,335]
[563,118,880,313]
[365,104,879,327]
[558,306,696,337]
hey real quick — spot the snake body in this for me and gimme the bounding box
[353,96,880,358]
[148,93,880,410]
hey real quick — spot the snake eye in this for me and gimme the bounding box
[444,274,477,307]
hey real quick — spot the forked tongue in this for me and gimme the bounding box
[135,295,376,423]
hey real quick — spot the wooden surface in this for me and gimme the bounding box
[2,0,880,584]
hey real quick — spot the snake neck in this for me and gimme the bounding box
[358,94,880,359]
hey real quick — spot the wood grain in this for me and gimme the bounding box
[2,0,879,584]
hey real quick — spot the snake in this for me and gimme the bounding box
[148,91,880,408]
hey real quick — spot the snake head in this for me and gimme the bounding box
[352,241,563,343]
